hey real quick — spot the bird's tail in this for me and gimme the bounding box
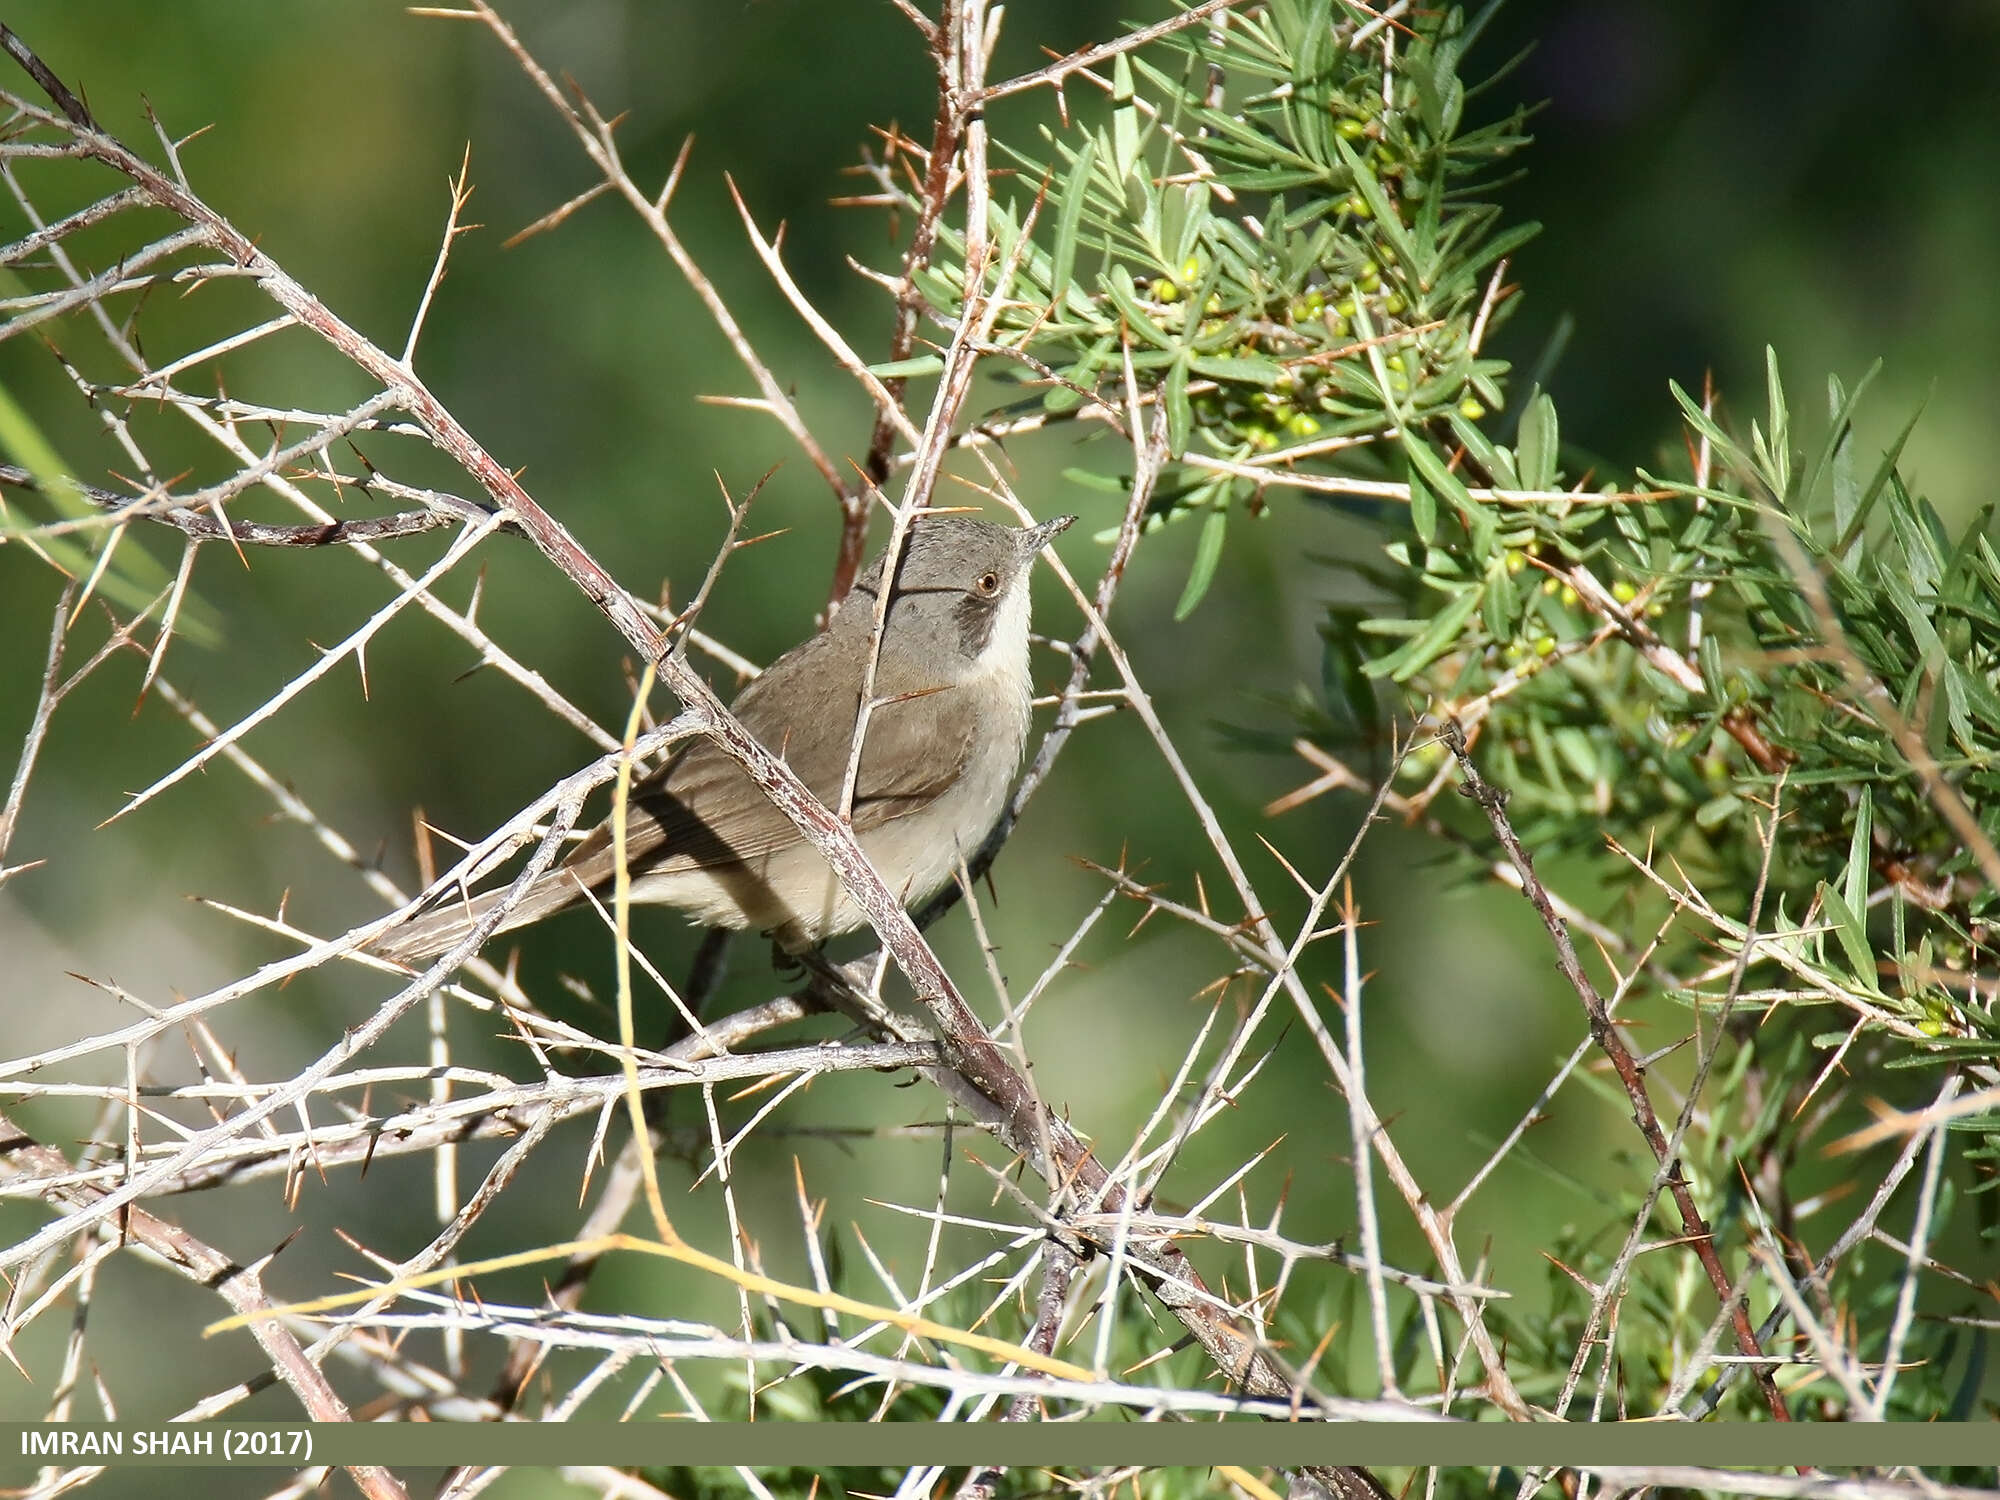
[368,871,586,966]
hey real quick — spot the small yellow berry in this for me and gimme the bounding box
[1612,580,1639,605]
[1459,398,1485,419]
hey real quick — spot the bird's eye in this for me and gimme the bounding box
[976,571,1000,596]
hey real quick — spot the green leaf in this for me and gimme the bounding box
[1947,653,2000,733]
[1061,467,1127,495]
[1331,136,1419,271]
[1408,461,1437,544]
[1111,53,1140,178]
[1447,410,1521,488]
[1402,431,1495,556]
[1368,584,1483,682]
[866,355,944,379]
[1831,394,1929,558]
[1763,346,1791,500]
[1049,133,1097,308]
[1516,389,1559,490]
[1483,553,1519,638]
[1883,476,1946,594]
[1100,266,1177,351]
[1817,881,1876,987]
[1187,353,1287,386]
[1696,793,1742,831]
[1174,505,1229,620]
[1842,786,1872,916]
[1164,350,1193,458]
[1667,379,1746,474]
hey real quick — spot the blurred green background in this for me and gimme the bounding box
[2,0,1996,1447]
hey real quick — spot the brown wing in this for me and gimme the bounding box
[555,629,978,892]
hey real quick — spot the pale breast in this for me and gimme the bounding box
[636,575,1037,948]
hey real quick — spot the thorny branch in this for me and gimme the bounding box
[1440,717,1789,1421]
[0,6,1985,1489]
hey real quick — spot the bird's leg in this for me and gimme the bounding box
[767,934,808,977]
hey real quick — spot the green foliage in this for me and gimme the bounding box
[891,0,2000,1423]
[903,1,1533,614]
[1315,351,2000,1070]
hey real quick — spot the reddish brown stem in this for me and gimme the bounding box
[1441,718,1791,1422]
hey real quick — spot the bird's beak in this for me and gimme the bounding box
[1023,514,1076,552]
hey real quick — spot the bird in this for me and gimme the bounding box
[369,512,1074,964]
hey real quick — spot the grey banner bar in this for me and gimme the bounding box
[3,1422,1997,1471]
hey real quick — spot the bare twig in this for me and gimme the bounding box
[1439,717,1789,1420]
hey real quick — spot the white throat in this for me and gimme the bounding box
[972,572,1036,703]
